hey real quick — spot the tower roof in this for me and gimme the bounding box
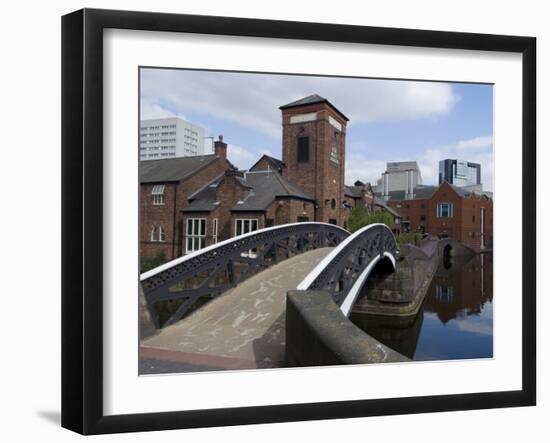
[279,94,349,121]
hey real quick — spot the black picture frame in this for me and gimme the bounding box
[61,8,536,435]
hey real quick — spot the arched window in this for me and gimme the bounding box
[159,226,166,242]
[150,226,157,242]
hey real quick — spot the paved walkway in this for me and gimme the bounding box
[140,247,332,372]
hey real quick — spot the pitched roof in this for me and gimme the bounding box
[139,155,219,183]
[231,171,314,212]
[182,170,314,213]
[249,154,285,173]
[345,185,364,198]
[279,94,349,121]
[280,94,326,108]
[374,197,402,219]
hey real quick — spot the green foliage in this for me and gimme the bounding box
[347,207,394,233]
[395,232,423,245]
[140,251,167,273]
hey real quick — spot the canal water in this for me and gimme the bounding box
[351,253,493,361]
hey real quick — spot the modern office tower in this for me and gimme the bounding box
[139,117,206,161]
[439,159,481,188]
[376,161,423,200]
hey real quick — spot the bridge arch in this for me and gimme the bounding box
[296,223,397,316]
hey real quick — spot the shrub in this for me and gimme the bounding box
[395,232,422,245]
[140,251,167,273]
[347,206,394,233]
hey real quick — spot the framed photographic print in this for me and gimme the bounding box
[61,8,536,435]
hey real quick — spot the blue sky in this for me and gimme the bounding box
[140,68,493,191]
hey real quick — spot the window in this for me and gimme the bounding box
[159,226,166,242]
[151,185,165,205]
[266,218,275,228]
[150,226,156,242]
[329,219,337,225]
[436,285,454,303]
[186,218,207,253]
[297,216,309,222]
[330,198,336,210]
[235,218,259,257]
[297,136,309,162]
[472,215,476,223]
[235,218,258,236]
[420,215,426,222]
[437,202,454,218]
[212,218,218,244]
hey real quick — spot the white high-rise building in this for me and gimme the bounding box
[375,161,423,199]
[139,117,207,161]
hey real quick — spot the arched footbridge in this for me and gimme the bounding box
[140,222,407,373]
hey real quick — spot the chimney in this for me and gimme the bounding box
[214,135,227,159]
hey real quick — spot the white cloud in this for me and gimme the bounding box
[456,136,493,150]
[227,143,274,170]
[345,152,386,186]
[140,69,459,139]
[140,100,187,121]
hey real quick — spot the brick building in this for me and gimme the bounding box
[139,94,423,262]
[280,94,348,226]
[181,167,315,250]
[379,181,493,250]
[139,139,233,261]
[344,181,403,232]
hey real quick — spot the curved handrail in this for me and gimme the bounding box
[296,223,397,315]
[141,222,348,280]
[141,222,350,328]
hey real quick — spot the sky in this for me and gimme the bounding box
[140,68,494,191]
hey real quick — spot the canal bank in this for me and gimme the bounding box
[351,238,468,318]
[350,242,493,361]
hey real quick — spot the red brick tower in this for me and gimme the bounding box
[280,94,349,225]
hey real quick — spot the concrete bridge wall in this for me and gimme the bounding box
[285,290,408,367]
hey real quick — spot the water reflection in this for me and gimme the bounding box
[351,253,493,361]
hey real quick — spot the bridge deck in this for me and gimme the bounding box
[140,247,333,373]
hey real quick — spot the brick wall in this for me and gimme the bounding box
[139,156,232,262]
[281,102,347,226]
[250,157,282,173]
[386,182,493,250]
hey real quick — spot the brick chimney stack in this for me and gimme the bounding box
[214,135,227,159]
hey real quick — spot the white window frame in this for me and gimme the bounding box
[235,218,259,236]
[186,218,207,253]
[235,218,259,257]
[437,202,454,218]
[212,218,218,244]
[150,226,156,242]
[158,226,166,242]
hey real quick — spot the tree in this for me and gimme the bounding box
[347,206,394,233]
